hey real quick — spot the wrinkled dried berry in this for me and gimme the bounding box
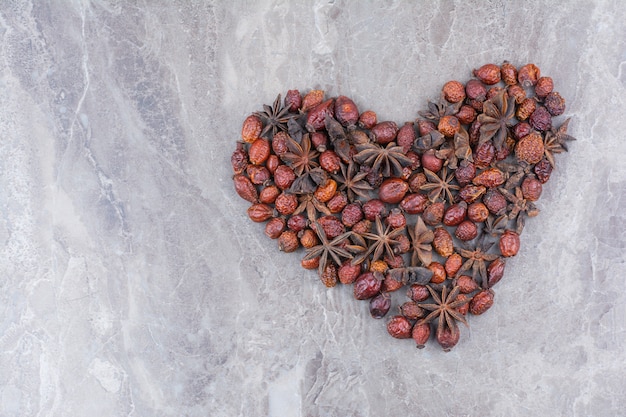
[499,230,521,257]
[249,138,271,165]
[529,106,552,132]
[407,284,430,302]
[412,322,431,349]
[241,114,263,143]
[362,199,388,221]
[428,261,446,284]
[387,315,413,339]
[467,202,489,223]
[320,263,338,288]
[274,165,296,190]
[534,158,553,183]
[469,289,494,315]
[445,253,463,277]
[265,217,285,239]
[483,188,507,215]
[456,275,479,293]
[358,110,377,129]
[433,227,454,257]
[400,301,425,320]
[423,201,445,226]
[379,178,409,204]
[327,192,348,213]
[473,63,501,85]
[473,167,506,187]
[516,132,545,164]
[442,80,466,103]
[521,176,543,201]
[500,61,518,85]
[247,203,273,222]
[301,89,324,112]
[443,202,468,226]
[338,260,361,285]
[334,95,359,127]
[535,76,554,98]
[233,174,258,203]
[371,121,399,144]
[544,91,566,116]
[259,185,280,204]
[354,272,382,300]
[518,63,540,86]
[275,192,298,215]
[278,230,299,252]
[455,220,478,241]
[487,258,506,288]
[370,293,391,318]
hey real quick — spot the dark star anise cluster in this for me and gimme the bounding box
[231,62,576,351]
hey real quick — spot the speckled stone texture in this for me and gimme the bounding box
[1,1,625,416]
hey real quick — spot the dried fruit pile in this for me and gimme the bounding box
[231,62,575,351]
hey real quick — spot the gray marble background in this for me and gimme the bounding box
[1,1,625,416]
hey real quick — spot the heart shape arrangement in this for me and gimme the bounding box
[231,62,575,351]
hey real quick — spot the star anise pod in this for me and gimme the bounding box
[453,126,473,163]
[255,94,297,137]
[420,166,460,204]
[477,90,516,151]
[413,130,446,152]
[418,95,463,124]
[456,239,499,287]
[354,142,413,178]
[497,160,533,189]
[303,221,359,277]
[331,161,373,201]
[387,266,433,286]
[543,118,576,167]
[481,214,509,242]
[293,193,332,222]
[499,187,540,234]
[408,216,434,266]
[352,216,406,264]
[281,133,320,176]
[435,140,459,170]
[417,285,469,341]
[288,167,327,195]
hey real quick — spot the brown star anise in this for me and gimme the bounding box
[352,216,406,264]
[477,90,516,151]
[497,160,533,189]
[499,187,540,234]
[255,94,297,137]
[281,133,320,176]
[420,166,460,204]
[303,222,358,277]
[418,95,463,124]
[457,239,499,287]
[543,118,576,167]
[354,142,413,177]
[293,193,332,222]
[408,216,434,266]
[331,161,373,201]
[417,285,469,349]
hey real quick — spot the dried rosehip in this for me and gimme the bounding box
[278,230,299,252]
[379,178,409,204]
[249,138,271,165]
[408,172,427,192]
[341,202,364,227]
[354,272,382,300]
[443,202,468,227]
[397,122,416,153]
[473,63,501,85]
[351,219,372,235]
[284,89,301,112]
[455,162,476,187]
[417,119,437,136]
[334,95,359,127]
[382,274,403,292]
[535,76,554,98]
[433,227,454,257]
[521,176,543,201]
[272,131,290,155]
[515,132,545,164]
[474,140,495,168]
[264,217,285,239]
[513,122,532,140]
[301,256,320,270]
[385,254,405,269]
[306,99,334,132]
[466,79,487,101]
[456,294,470,315]
[487,257,506,287]
[428,262,446,284]
[544,91,566,116]
[486,86,504,100]
[455,220,478,241]
[529,106,552,131]
[499,230,520,257]
[310,132,328,152]
[320,263,338,288]
[423,201,445,225]
[299,228,318,249]
[247,165,271,185]
[516,98,536,121]
[473,167,506,187]
[386,208,406,229]
[387,315,412,339]
[231,142,248,174]
[442,80,466,103]
[314,179,337,203]
[500,61,518,85]
[422,150,444,173]
[445,253,463,277]
[458,185,486,204]
[412,322,431,349]
[301,89,324,112]
[456,105,477,125]
[407,284,430,302]
[438,115,461,138]
[339,260,362,285]
[394,234,411,254]
[400,301,425,320]
[469,289,494,315]
[534,158,553,183]
[469,119,482,145]
[370,293,391,319]
[287,214,307,232]
[436,325,460,351]
[259,185,280,204]
[456,275,479,294]
[327,192,348,213]
[358,110,377,129]
[518,63,540,86]
[318,215,345,239]
[265,155,280,174]
[483,188,507,215]
[370,260,388,274]
[233,174,258,203]
[400,193,429,214]
[274,165,296,190]
[371,121,398,144]
[362,199,388,221]
[275,192,298,215]
[507,84,526,104]
[247,203,273,222]
[241,114,263,143]
[467,202,489,223]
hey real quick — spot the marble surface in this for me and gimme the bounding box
[1,1,625,416]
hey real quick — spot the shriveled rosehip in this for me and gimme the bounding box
[284,89,301,112]
[486,86,504,100]
[386,208,406,229]
[341,202,363,227]
[394,234,411,254]
[358,110,377,129]
[249,138,271,165]
[518,63,540,86]
[306,99,334,132]
[417,119,437,136]
[379,178,409,204]
[320,263,338,288]
[500,61,518,85]
[275,192,298,215]
[247,165,271,185]
[301,256,320,270]
[370,293,391,319]
[265,155,280,174]
[318,150,341,174]
[499,230,520,257]
[456,105,477,125]
[423,201,445,226]
[241,114,262,143]
[247,203,273,222]
[387,315,412,339]
[544,92,566,116]
[443,80,466,103]
[231,142,248,174]
[468,98,484,112]
[318,215,345,239]
[314,179,337,203]
[515,132,545,164]
[233,174,258,203]
[264,217,285,239]
[474,140,495,167]
[339,260,361,285]
[428,261,446,284]
[278,230,299,252]
[259,185,280,204]
[483,188,507,215]
[400,301,425,320]
[458,185,486,203]
[473,167,506,187]
[467,202,489,223]
[438,115,461,138]
[456,294,470,315]
[351,219,372,235]
[473,63,501,85]
[534,158,553,183]
[443,202,468,226]
[455,220,478,241]
[469,289,495,315]
[385,254,405,269]
[397,122,416,153]
[301,89,324,112]
[354,272,382,300]
[400,193,429,214]
[369,260,388,274]
[408,172,427,192]
[371,121,398,144]
[445,253,463,277]
[412,322,431,349]
[456,275,479,293]
[327,192,348,213]
[469,119,482,145]
[422,150,444,173]
[507,84,526,104]
[529,106,552,131]
[272,131,290,155]
[407,284,431,302]
[535,76,554,98]
[487,257,506,287]
[455,162,476,187]
[433,227,454,257]
[382,274,403,292]
[521,176,543,201]
[362,199,388,221]
[310,132,328,152]
[513,122,532,140]
[466,79,487,101]
[334,95,359,127]
[436,325,460,351]
[287,213,307,232]
[274,165,296,190]
[299,228,318,249]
